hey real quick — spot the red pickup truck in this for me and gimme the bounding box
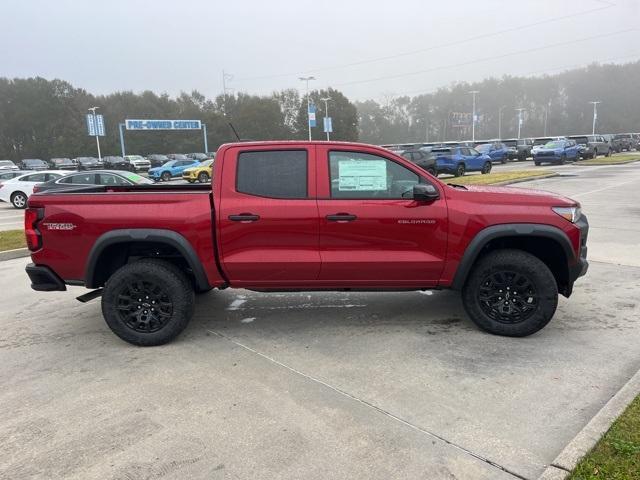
[24,141,588,346]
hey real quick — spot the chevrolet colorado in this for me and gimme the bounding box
[24,141,588,346]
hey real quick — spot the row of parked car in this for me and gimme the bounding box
[383,132,639,176]
[0,152,215,175]
[0,154,217,208]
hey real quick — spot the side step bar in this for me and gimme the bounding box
[76,288,103,303]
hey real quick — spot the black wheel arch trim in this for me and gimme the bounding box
[451,223,576,290]
[85,228,210,291]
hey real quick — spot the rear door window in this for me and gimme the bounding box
[237,150,307,198]
[22,173,47,182]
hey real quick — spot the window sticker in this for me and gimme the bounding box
[338,159,387,191]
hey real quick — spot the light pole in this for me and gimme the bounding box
[469,91,479,142]
[589,101,601,135]
[299,76,315,141]
[498,105,506,139]
[515,108,525,139]
[543,101,551,136]
[320,96,331,141]
[87,106,102,161]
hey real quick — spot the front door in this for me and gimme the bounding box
[315,146,448,288]
[217,146,321,287]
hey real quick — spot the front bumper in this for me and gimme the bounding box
[25,263,66,291]
[568,214,589,286]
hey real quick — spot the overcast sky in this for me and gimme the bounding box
[2,0,638,101]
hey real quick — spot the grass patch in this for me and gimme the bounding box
[578,154,640,165]
[0,229,26,252]
[569,394,640,479]
[444,170,555,186]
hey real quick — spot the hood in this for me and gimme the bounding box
[450,184,577,207]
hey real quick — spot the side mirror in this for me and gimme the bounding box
[413,183,440,201]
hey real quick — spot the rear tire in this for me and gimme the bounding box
[592,149,598,159]
[534,160,541,166]
[605,149,611,157]
[559,154,566,165]
[500,155,507,164]
[462,249,558,337]
[454,163,466,177]
[101,259,195,346]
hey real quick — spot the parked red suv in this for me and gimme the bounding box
[24,141,588,346]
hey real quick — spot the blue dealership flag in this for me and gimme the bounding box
[308,104,316,128]
[324,117,333,133]
[86,114,96,136]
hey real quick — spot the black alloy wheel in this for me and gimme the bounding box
[476,271,538,324]
[115,279,173,334]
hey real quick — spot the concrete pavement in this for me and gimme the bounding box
[0,162,638,479]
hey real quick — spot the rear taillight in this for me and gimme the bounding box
[24,208,44,251]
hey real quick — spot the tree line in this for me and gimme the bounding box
[0,80,358,160]
[0,60,638,160]
[357,61,640,144]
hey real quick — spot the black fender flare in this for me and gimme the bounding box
[85,228,210,291]
[451,223,575,290]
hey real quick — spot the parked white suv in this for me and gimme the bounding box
[123,155,151,172]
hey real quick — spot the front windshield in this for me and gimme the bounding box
[0,161,13,166]
[162,160,177,167]
[544,141,565,148]
[201,159,214,167]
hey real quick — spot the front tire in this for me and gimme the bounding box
[462,249,558,337]
[101,259,195,346]
[11,191,28,209]
[161,171,172,182]
[198,172,210,183]
[481,161,492,174]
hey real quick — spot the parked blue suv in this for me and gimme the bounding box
[474,141,510,164]
[148,159,201,181]
[533,139,580,165]
[432,146,493,177]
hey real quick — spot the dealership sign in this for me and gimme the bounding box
[125,119,202,130]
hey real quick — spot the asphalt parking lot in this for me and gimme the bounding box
[0,161,639,479]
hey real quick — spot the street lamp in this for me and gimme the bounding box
[515,108,526,139]
[543,101,551,136]
[299,76,316,141]
[87,106,102,161]
[498,105,506,139]
[320,96,331,141]
[589,101,601,135]
[469,91,479,142]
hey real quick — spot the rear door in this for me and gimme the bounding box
[217,146,320,287]
[315,146,448,287]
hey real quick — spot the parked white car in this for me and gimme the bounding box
[0,170,68,208]
[0,160,19,171]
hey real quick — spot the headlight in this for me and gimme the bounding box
[552,206,581,223]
